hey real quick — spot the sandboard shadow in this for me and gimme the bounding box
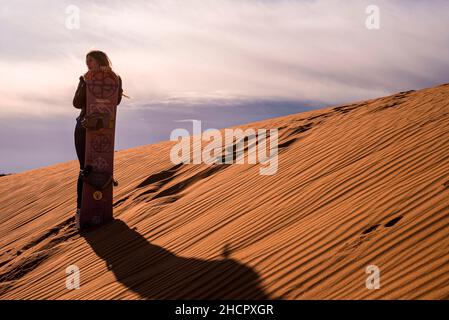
[82,219,270,299]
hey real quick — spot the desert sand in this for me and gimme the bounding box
[1,83,449,299]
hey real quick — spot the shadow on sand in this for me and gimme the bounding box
[82,219,271,299]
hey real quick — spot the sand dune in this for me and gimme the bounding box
[1,83,449,299]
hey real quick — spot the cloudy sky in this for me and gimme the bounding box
[1,0,449,172]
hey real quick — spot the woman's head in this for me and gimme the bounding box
[86,50,111,71]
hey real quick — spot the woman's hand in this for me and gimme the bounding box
[80,118,88,128]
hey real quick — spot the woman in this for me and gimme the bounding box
[72,50,123,227]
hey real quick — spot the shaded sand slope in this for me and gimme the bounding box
[1,83,449,299]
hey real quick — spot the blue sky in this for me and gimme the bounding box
[1,0,449,172]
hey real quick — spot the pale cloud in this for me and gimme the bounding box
[1,0,449,117]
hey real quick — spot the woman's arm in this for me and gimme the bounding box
[73,76,86,109]
[117,76,123,105]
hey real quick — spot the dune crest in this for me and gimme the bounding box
[1,83,449,299]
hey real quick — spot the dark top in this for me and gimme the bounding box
[73,75,123,119]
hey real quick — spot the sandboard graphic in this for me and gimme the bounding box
[79,69,119,229]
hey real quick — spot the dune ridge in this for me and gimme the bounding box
[1,83,449,299]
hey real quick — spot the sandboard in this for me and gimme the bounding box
[79,68,119,230]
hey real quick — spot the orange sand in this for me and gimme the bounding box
[1,83,449,299]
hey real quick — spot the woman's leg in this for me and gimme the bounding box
[74,122,86,209]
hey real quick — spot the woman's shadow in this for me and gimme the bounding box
[82,219,271,299]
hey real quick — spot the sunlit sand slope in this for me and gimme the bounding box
[1,83,449,299]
